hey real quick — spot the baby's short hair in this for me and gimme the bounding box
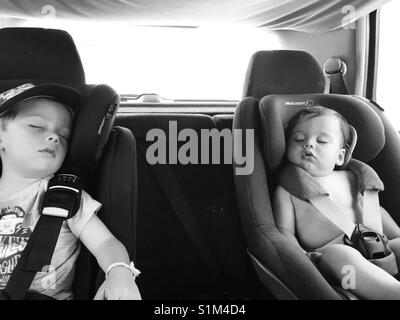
[285,105,351,149]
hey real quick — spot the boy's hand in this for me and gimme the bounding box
[94,267,142,300]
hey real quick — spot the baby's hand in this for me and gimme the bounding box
[94,266,142,300]
[306,251,322,265]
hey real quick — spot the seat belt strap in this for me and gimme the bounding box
[363,190,383,235]
[323,57,348,94]
[3,174,82,300]
[309,189,384,239]
[3,216,65,300]
[309,196,355,239]
[327,73,348,94]
[150,164,220,279]
[138,145,219,279]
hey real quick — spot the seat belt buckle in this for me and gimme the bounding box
[41,174,83,220]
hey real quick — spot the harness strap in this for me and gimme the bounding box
[309,196,355,238]
[279,161,385,236]
[2,174,82,300]
[309,189,382,238]
[363,190,383,235]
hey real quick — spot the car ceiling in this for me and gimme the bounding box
[0,0,391,32]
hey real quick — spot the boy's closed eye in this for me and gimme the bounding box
[29,124,44,129]
[58,129,71,141]
[28,123,71,140]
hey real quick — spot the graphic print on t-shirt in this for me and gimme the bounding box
[0,206,31,288]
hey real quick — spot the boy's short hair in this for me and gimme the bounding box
[285,105,351,149]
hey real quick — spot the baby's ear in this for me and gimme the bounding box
[336,148,346,166]
[0,119,6,145]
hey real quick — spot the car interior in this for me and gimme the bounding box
[0,0,399,301]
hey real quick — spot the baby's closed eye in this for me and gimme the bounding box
[292,133,305,142]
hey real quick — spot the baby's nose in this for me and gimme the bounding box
[304,140,314,148]
[46,133,59,144]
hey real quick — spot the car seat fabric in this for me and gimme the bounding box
[258,94,385,170]
[235,50,378,299]
[73,126,137,299]
[243,50,327,99]
[234,97,342,299]
[234,92,400,299]
[0,27,137,299]
[360,99,400,227]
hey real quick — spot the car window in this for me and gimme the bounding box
[14,19,280,101]
[376,0,400,129]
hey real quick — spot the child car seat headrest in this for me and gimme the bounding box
[65,84,119,174]
[258,94,385,171]
[243,50,326,99]
[0,27,118,174]
[0,27,85,91]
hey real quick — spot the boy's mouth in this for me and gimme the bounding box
[38,148,56,158]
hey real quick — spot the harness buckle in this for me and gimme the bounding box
[41,174,82,220]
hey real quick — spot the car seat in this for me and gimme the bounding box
[233,50,400,299]
[0,27,137,299]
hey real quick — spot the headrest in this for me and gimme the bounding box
[243,50,326,99]
[65,84,119,174]
[258,94,385,171]
[0,27,85,91]
[0,27,119,175]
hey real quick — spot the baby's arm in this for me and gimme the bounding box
[380,206,400,239]
[79,215,141,300]
[273,185,305,253]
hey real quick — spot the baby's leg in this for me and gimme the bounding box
[319,244,400,300]
[387,238,400,267]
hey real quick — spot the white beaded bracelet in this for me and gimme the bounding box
[105,261,141,280]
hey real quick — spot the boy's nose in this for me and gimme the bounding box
[46,133,59,144]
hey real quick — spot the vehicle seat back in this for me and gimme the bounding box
[243,50,327,99]
[115,113,270,299]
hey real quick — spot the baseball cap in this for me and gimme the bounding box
[0,83,81,116]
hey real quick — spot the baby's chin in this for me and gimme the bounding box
[290,161,333,177]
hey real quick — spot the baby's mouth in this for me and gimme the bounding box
[302,150,316,159]
[38,148,56,158]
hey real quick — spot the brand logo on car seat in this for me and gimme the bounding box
[284,100,314,107]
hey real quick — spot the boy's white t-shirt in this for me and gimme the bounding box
[0,175,101,300]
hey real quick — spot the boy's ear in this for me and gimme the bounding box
[336,148,346,166]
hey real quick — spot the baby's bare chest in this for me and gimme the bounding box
[317,171,360,211]
[293,171,362,249]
